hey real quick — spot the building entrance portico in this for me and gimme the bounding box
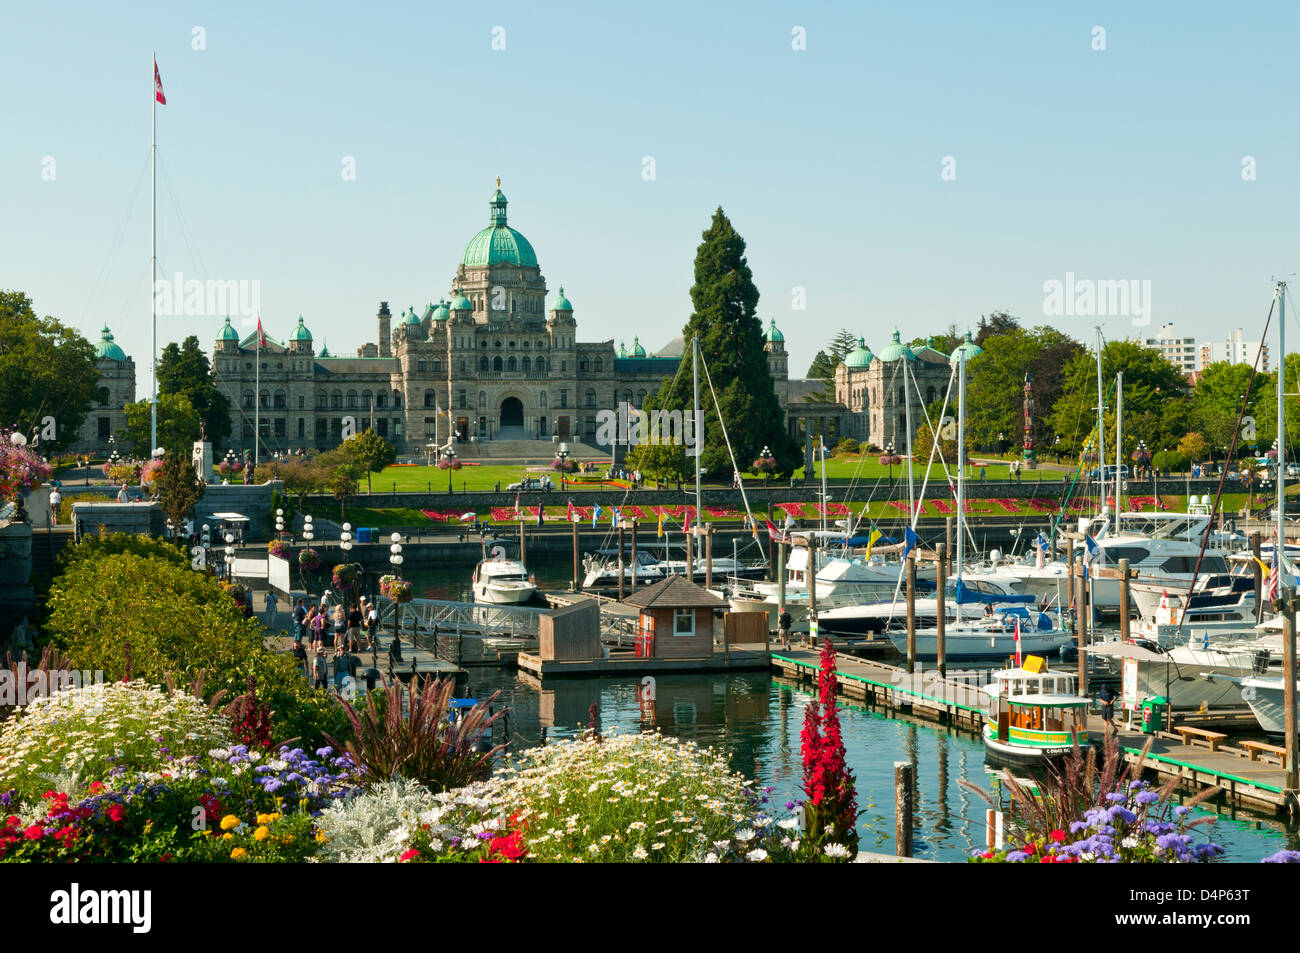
[499,395,525,439]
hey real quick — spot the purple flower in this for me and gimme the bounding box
[1005,851,1030,862]
[1173,806,1191,816]
[1105,793,1126,804]
[1135,791,1159,805]
[1262,849,1300,863]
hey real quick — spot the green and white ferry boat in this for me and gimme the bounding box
[980,658,1091,765]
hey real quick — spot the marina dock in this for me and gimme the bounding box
[771,647,1298,815]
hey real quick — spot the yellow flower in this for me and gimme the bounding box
[230,847,248,860]
[220,815,241,831]
[315,832,328,843]
[280,835,295,845]
[253,826,271,842]
[221,833,233,841]
[256,812,282,826]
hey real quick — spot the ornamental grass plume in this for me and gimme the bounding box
[326,674,504,791]
[798,637,859,855]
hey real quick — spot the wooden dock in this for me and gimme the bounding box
[771,648,1299,815]
[517,644,770,678]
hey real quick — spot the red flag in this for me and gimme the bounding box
[154,60,167,105]
[256,316,266,348]
[765,518,788,543]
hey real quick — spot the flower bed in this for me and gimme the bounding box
[267,540,290,560]
[0,681,231,802]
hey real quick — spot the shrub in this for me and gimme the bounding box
[56,530,187,576]
[833,437,859,456]
[0,680,231,802]
[328,675,502,791]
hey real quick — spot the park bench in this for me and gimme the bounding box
[1174,726,1228,751]
[1240,739,1288,768]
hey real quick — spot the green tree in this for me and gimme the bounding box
[0,290,98,451]
[264,456,326,513]
[964,324,1083,452]
[974,310,1020,347]
[317,447,363,521]
[342,429,397,493]
[632,208,799,479]
[806,349,836,379]
[158,336,232,450]
[1251,353,1300,453]
[123,392,201,453]
[154,449,204,538]
[1047,340,1186,460]
[1178,431,1209,463]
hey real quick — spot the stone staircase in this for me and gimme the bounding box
[461,438,608,464]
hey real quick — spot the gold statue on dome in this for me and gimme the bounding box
[496,175,501,188]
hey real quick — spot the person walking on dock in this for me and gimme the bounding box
[264,588,279,628]
[311,649,328,690]
[779,608,792,649]
[48,486,60,525]
[1098,683,1118,736]
[293,599,307,643]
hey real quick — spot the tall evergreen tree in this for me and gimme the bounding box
[632,209,799,479]
[158,336,232,450]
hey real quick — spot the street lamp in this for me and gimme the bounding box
[886,440,895,487]
[275,508,285,538]
[224,532,235,581]
[301,514,314,590]
[389,532,404,663]
[557,441,570,489]
[999,431,1005,456]
[444,446,458,493]
[760,444,771,488]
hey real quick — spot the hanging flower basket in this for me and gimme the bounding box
[221,581,250,607]
[378,573,396,598]
[388,578,413,603]
[298,547,321,572]
[0,433,52,502]
[332,563,360,592]
[139,458,164,486]
[551,457,579,473]
[752,455,777,475]
[267,540,290,560]
[437,458,463,470]
[217,460,244,477]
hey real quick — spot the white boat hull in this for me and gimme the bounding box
[886,627,1073,661]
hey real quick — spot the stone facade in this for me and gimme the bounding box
[207,183,799,455]
[68,325,136,454]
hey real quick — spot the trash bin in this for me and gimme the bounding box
[1140,696,1167,733]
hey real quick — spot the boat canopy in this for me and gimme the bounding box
[1006,693,1090,708]
[953,579,1035,605]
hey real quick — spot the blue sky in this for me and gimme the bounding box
[4,0,1300,393]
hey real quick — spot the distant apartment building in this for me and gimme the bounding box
[1138,323,1198,375]
[1200,329,1270,373]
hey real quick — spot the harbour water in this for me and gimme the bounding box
[405,560,1299,861]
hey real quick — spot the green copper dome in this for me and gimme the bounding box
[552,286,573,312]
[403,305,421,326]
[450,293,473,312]
[877,329,915,363]
[290,315,312,342]
[461,184,539,268]
[431,299,451,321]
[952,330,984,361]
[95,325,127,361]
[844,336,873,368]
[630,336,646,358]
[766,317,785,344]
[618,342,627,358]
[319,340,331,358]
[218,315,239,342]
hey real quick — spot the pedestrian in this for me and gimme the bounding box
[293,599,307,643]
[48,486,61,525]
[778,608,793,649]
[365,598,380,650]
[332,604,347,653]
[1098,683,1118,736]
[311,649,328,690]
[309,606,326,654]
[320,589,334,613]
[291,638,308,677]
[116,484,129,504]
[264,588,279,628]
[347,601,363,653]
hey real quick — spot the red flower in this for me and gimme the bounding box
[1024,841,1037,855]
[106,805,125,823]
[1040,855,1057,863]
[55,825,78,848]
[23,824,43,841]
[399,849,420,862]
[88,782,104,794]
[1049,829,1067,843]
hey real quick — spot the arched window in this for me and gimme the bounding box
[393,390,402,409]
[623,389,633,406]
[493,356,503,372]
[316,391,327,409]
[376,391,386,408]
[536,357,546,373]
[522,356,531,373]
[274,391,286,409]
[417,359,427,373]
[361,390,372,408]
[480,357,489,372]
[298,395,305,410]
[507,356,517,372]
[243,392,254,410]
[926,386,936,404]
[346,391,358,409]
[580,359,589,373]
[636,389,646,406]
[585,389,597,408]
[495,340,502,350]
[478,391,486,409]
[424,390,436,408]
[595,359,603,373]
[431,359,442,373]
[332,391,342,409]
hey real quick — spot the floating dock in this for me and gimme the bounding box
[516,644,770,678]
[771,647,1298,816]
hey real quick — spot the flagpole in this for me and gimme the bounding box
[255,318,261,465]
[150,54,158,454]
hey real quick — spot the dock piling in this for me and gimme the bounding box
[1252,532,1262,624]
[630,519,638,593]
[1285,598,1297,789]
[1118,558,1131,644]
[906,553,916,674]
[571,516,580,592]
[936,542,947,677]
[617,520,625,601]
[895,761,914,858]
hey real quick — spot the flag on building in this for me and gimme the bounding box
[154,59,166,105]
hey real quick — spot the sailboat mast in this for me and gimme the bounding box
[150,55,157,454]
[1115,370,1123,536]
[903,359,916,522]
[956,351,966,579]
[1095,327,1106,533]
[1278,282,1287,566]
[692,335,702,571]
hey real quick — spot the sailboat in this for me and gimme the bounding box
[886,347,1073,660]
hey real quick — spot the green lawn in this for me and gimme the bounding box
[792,454,1071,483]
